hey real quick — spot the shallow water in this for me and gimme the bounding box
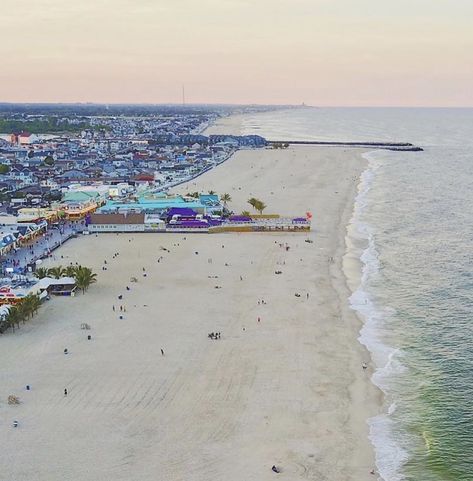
[236,107,473,481]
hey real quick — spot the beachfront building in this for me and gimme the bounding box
[87,212,167,233]
[17,207,60,224]
[0,215,48,258]
[0,276,77,306]
[59,200,98,220]
[53,190,104,221]
[97,192,222,217]
[88,212,146,232]
[65,184,110,203]
[0,232,18,258]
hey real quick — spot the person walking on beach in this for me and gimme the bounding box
[161,348,165,356]
[113,305,115,312]
[64,388,68,396]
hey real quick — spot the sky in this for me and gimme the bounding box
[1,0,472,106]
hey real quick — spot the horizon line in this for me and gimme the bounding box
[1,102,473,109]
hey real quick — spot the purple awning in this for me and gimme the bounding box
[228,215,252,222]
[166,207,198,217]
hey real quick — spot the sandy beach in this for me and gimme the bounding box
[0,121,380,480]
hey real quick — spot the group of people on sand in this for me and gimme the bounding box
[112,305,126,312]
[208,332,221,340]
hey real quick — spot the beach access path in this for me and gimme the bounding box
[0,145,379,481]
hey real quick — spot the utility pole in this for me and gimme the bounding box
[182,85,186,106]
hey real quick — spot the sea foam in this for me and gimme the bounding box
[347,151,408,481]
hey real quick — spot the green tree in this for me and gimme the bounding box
[43,155,55,166]
[5,306,22,332]
[17,297,33,324]
[208,190,216,195]
[0,164,10,174]
[221,193,232,208]
[74,267,97,294]
[26,294,42,315]
[254,200,267,215]
[48,266,65,279]
[241,210,251,217]
[65,265,80,278]
[247,197,258,210]
[34,267,49,279]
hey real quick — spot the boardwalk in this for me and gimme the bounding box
[1,221,84,275]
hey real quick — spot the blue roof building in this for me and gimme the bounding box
[98,193,222,215]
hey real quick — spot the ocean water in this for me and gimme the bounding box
[236,108,473,481]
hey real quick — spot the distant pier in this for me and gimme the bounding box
[268,140,423,152]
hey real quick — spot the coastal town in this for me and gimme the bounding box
[0,104,267,209]
[0,105,310,331]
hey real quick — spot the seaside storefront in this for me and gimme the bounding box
[98,193,221,217]
[88,212,149,232]
[17,207,60,224]
[0,216,48,260]
[60,201,99,220]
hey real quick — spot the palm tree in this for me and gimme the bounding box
[34,267,49,279]
[248,197,258,210]
[65,265,79,278]
[241,210,251,217]
[254,200,267,215]
[74,267,97,294]
[221,193,232,208]
[48,266,65,279]
[17,298,33,324]
[21,294,41,320]
[27,294,42,315]
[208,190,216,195]
[5,306,22,332]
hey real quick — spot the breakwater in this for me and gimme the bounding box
[269,140,423,151]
